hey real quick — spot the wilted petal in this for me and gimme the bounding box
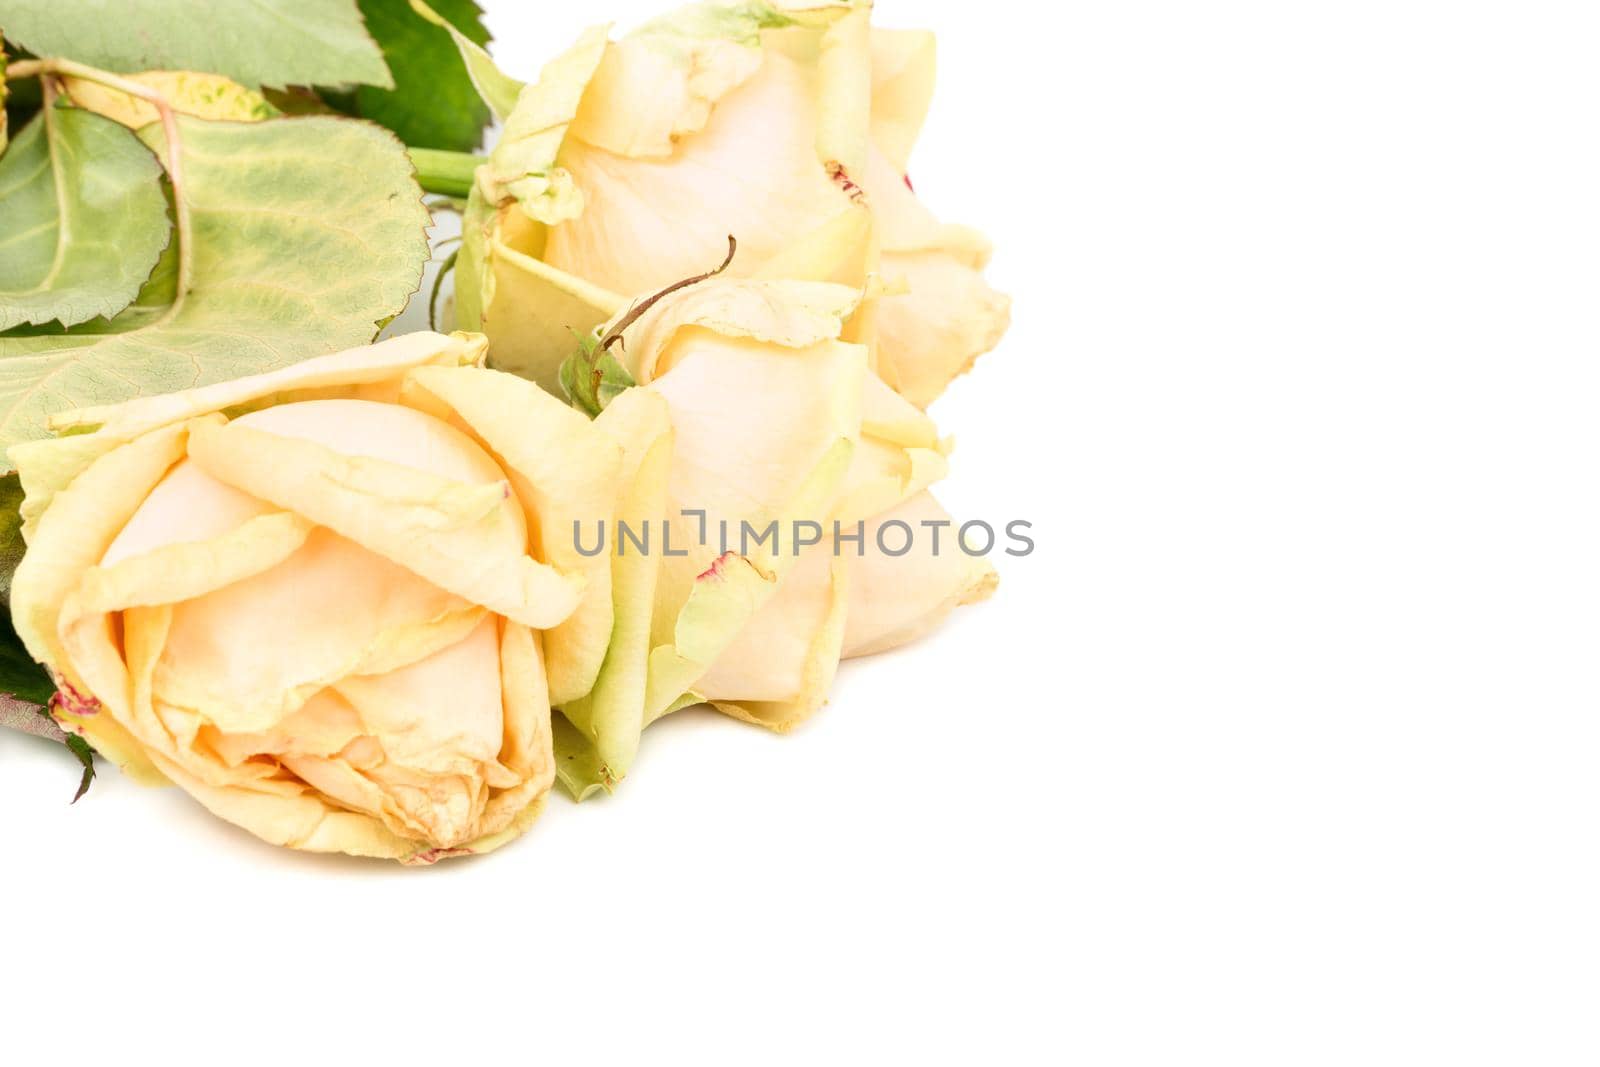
[11,331,484,533]
[554,388,675,796]
[842,492,998,658]
[184,404,582,630]
[546,53,853,297]
[868,29,937,172]
[478,25,609,223]
[401,364,623,704]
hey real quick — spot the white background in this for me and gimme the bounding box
[4,1,1598,1063]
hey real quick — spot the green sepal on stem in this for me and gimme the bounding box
[62,732,95,802]
[558,236,739,417]
[559,332,637,418]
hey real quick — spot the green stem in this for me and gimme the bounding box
[408,148,483,198]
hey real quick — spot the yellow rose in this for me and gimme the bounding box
[456,0,1010,410]
[554,277,995,798]
[7,332,649,863]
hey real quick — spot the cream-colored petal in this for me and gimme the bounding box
[859,369,942,448]
[495,620,555,789]
[649,330,864,523]
[643,438,855,721]
[545,53,853,297]
[50,597,164,785]
[285,619,506,846]
[206,687,367,768]
[833,435,947,525]
[611,275,862,384]
[478,25,609,223]
[57,447,476,789]
[570,0,863,159]
[400,365,623,704]
[873,248,1012,407]
[634,281,867,719]
[331,580,509,778]
[465,199,626,394]
[184,412,580,629]
[10,332,485,531]
[868,29,937,172]
[146,746,419,860]
[694,546,835,704]
[217,616,549,855]
[841,492,998,658]
[690,365,943,725]
[707,553,849,732]
[143,614,550,858]
[555,388,674,796]
[103,457,276,566]
[87,511,313,612]
[150,527,480,735]
[853,145,1010,407]
[814,8,872,178]
[834,372,950,519]
[751,202,875,293]
[10,419,194,679]
[572,34,762,158]
[858,141,990,258]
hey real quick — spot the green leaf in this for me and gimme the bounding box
[0,472,28,600]
[408,0,522,120]
[558,333,598,414]
[0,105,171,330]
[0,0,393,91]
[351,0,491,151]
[3,93,41,153]
[63,732,94,801]
[0,590,54,706]
[0,115,430,464]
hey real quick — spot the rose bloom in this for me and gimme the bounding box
[555,276,995,798]
[456,0,1010,410]
[8,333,637,862]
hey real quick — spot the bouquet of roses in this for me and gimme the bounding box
[0,0,1010,862]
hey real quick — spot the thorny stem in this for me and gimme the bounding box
[7,57,194,321]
